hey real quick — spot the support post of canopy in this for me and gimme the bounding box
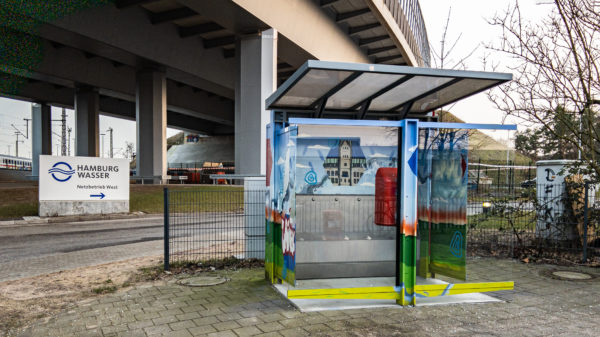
[396,119,419,306]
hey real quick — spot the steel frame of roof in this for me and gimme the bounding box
[266,60,512,120]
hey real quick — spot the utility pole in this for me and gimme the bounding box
[23,118,30,139]
[11,122,28,158]
[52,131,61,155]
[107,127,114,158]
[60,108,67,156]
[100,133,106,158]
[52,109,67,156]
[15,132,24,157]
[7,145,10,156]
[67,127,72,156]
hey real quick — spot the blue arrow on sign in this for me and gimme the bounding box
[90,192,106,199]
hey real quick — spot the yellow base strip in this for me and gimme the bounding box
[288,286,399,300]
[287,281,514,300]
[415,281,514,298]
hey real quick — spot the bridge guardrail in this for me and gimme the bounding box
[384,0,430,66]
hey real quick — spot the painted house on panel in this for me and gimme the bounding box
[324,139,367,186]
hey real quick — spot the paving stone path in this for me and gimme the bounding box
[18,258,600,336]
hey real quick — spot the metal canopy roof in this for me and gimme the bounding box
[266,60,512,120]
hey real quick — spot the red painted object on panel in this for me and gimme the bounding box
[375,167,397,226]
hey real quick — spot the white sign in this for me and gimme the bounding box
[39,155,129,201]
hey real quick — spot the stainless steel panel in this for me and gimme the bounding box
[295,194,396,279]
[296,240,395,263]
[296,262,395,279]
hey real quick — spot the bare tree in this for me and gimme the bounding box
[430,7,479,70]
[429,7,479,123]
[124,141,134,161]
[487,0,600,179]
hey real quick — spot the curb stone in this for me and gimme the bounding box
[0,212,161,228]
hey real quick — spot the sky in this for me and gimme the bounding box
[0,1,554,159]
[419,0,553,140]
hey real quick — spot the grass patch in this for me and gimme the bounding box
[128,256,264,284]
[0,202,39,219]
[91,285,117,294]
[0,186,39,219]
[468,211,536,230]
[130,185,244,214]
[91,279,117,294]
[0,185,245,219]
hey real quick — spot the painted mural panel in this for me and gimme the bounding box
[265,125,297,285]
[417,129,434,278]
[295,125,397,195]
[418,129,468,280]
[265,123,275,283]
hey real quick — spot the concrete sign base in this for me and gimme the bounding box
[39,200,129,217]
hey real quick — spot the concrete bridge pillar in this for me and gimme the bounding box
[234,29,277,175]
[30,103,52,178]
[75,86,100,157]
[136,68,167,183]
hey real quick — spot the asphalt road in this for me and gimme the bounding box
[0,217,168,281]
[0,217,165,264]
[0,214,249,282]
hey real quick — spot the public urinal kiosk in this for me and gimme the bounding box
[264,61,515,306]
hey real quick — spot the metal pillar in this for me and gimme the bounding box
[234,29,277,175]
[75,86,100,156]
[30,103,52,178]
[396,119,419,306]
[136,68,166,183]
[67,127,72,156]
[60,108,67,156]
[107,127,114,158]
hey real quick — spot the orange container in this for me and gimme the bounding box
[216,171,226,184]
[375,167,397,226]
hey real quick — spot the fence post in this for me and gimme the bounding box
[476,159,481,193]
[497,168,500,191]
[582,182,589,263]
[164,187,170,271]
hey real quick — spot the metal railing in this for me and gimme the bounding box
[467,182,600,263]
[163,187,266,270]
[166,166,236,184]
[384,0,431,66]
[162,181,599,270]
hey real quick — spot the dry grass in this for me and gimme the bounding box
[0,185,243,219]
[0,255,163,337]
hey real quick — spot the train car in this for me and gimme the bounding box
[0,155,32,171]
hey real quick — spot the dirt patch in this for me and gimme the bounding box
[0,255,162,337]
[0,255,264,337]
[468,234,600,267]
[167,256,264,275]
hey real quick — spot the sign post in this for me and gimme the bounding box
[39,155,129,216]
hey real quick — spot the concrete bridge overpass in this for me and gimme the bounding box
[0,0,430,180]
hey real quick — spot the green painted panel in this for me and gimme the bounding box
[417,219,431,278]
[397,234,417,306]
[429,223,466,280]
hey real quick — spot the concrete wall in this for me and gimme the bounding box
[39,200,129,217]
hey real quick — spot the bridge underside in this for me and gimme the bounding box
[0,0,426,179]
